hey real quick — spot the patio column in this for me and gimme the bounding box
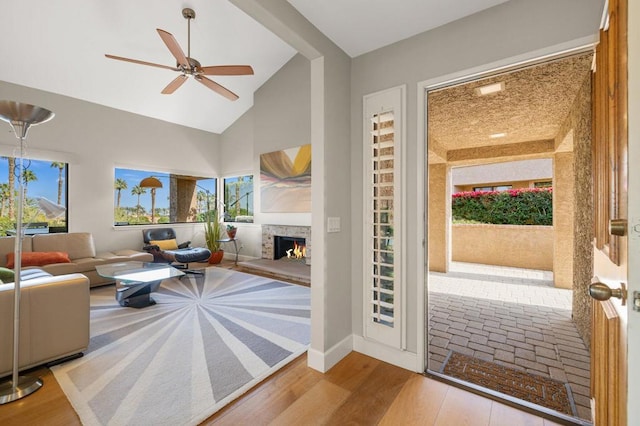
[428,163,448,272]
[553,151,574,289]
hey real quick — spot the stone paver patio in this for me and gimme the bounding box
[428,262,591,420]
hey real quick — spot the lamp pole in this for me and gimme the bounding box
[0,101,54,404]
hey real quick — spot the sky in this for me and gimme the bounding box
[0,157,63,203]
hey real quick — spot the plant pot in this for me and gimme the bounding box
[227,229,237,239]
[208,250,224,264]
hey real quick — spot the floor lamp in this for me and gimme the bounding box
[0,101,54,404]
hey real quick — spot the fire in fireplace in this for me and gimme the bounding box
[273,236,306,260]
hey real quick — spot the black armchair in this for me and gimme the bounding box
[142,228,211,275]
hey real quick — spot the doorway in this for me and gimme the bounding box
[425,53,594,423]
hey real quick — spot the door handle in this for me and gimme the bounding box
[589,278,627,305]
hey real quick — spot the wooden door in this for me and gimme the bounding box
[590,0,628,424]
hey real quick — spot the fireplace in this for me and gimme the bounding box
[273,236,306,260]
[262,225,311,265]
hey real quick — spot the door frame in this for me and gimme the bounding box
[415,35,597,374]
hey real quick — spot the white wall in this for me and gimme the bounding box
[230,0,353,372]
[350,0,604,357]
[0,80,220,253]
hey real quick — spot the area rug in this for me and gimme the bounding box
[441,351,577,416]
[51,268,311,425]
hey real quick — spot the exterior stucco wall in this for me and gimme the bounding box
[452,224,553,270]
[428,164,448,272]
[553,152,575,289]
[558,74,593,344]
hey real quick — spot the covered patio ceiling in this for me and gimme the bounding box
[428,53,594,158]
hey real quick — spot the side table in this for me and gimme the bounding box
[217,238,240,264]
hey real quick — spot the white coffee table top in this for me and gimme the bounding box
[96,261,184,284]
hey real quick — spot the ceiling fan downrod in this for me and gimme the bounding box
[182,8,195,65]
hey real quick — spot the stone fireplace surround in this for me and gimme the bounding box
[262,225,311,265]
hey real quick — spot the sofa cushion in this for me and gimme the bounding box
[7,251,71,268]
[32,233,96,260]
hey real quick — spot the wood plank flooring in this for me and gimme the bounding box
[0,352,563,425]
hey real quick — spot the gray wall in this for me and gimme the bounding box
[220,53,312,259]
[0,80,220,253]
[350,0,604,353]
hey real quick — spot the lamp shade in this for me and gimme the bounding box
[139,176,163,188]
[0,101,54,139]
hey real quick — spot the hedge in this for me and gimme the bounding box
[452,187,553,225]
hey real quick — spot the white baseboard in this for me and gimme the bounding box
[307,334,353,373]
[353,335,420,372]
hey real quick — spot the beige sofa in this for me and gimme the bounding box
[0,271,90,377]
[0,232,153,287]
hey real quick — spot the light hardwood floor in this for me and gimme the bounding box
[0,352,562,425]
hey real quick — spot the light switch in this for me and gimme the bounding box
[327,217,341,233]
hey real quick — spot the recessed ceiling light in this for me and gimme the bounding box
[475,82,505,96]
[490,133,506,139]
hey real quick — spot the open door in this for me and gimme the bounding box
[589,0,628,424]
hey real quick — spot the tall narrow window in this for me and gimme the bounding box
[363,87,404,348]
[223,175,254,222]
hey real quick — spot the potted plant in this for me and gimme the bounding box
[226,224,237,239]
[204,210,224,264]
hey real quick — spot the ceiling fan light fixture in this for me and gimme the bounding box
[475,82,505,96]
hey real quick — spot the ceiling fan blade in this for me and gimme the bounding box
[198,65,254,76]
[161,75,188,94]
[195,76,239,101]
[156,29,189,68]
[105,54,179,72]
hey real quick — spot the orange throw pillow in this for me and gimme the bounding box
[6,251,71,268]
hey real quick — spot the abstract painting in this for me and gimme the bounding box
[260,144,311,212]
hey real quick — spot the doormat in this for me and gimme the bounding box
[441,351,577,416]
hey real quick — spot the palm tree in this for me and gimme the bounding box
[235,176,244,217]
[2,156,15,220]
[21,169,37,198]
[114,178,127,210]
[50,162,66,205]
[131,185,146,218]
[197,190,207,215]
[0,183,10,217]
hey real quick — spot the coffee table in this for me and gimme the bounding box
[96,262,185,308]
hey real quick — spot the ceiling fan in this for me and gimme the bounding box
[105,8,253,101]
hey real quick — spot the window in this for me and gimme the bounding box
[363,86,404,348]
[223,175,254,222]
[114,168,216,225]
[472,185,512,192]
[0,157,68,234]
[534,181,552,188]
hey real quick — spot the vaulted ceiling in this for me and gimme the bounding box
[0,0,512,134]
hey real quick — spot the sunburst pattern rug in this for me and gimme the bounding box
[51,267,311,425]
